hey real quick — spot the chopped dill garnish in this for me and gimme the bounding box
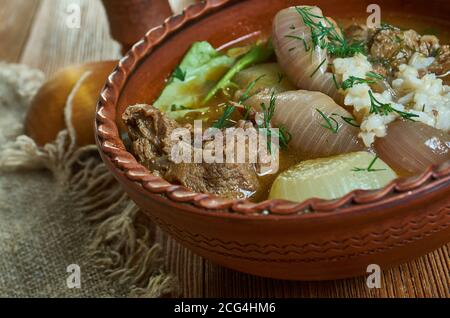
[316,108,339,133]
[259,92,277,153]
[352,156,386,172]
[310,58,327,77]
[239,74,266,120]
[380,22,396,31]
[340,115,360,128]
[258,92,291,152]
[332,73,340,89]
[266,125,292,151]
[213,104,235,129]
[368,90,419,121]
[285,35,310,51]
[278,126,292,148]
[341,76,375,90]
[170,104,187,111]
[277,73,284,84]
[171,66,187,82]
[327,40,366,58]
[239,74,266,104]
[330,113,360,128]
[341,72,385,90]
[294,6,366,58]
[366,71,384,80]
[288,47,296,52]
[431,47,441,58]
[260,92,277,125]
[290,25,296,30]
[243,104,252,121]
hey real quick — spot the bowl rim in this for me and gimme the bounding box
[95,0,450,216]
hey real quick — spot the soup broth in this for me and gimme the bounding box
[123,6,450,203]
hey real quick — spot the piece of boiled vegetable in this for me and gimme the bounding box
[272,6,343,104]
[244,90,365,159]
[232,63,296,96]
[375,120,450,175]
[154,41,235,120]
[269,152,397,202]
[202,42,274,105]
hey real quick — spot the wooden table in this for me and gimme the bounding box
[1,0,448,298]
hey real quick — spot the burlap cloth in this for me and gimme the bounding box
[0,63,177,297]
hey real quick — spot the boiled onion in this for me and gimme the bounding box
[375,120,450,175]
[246,90,365,159]
[232,63,296,95]
[272,6,342,104]
[269,151,397,202]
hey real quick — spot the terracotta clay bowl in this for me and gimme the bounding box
[95,0,450,280]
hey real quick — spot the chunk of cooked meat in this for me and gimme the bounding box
[363,25,449,80]
[164,161,259,199]
[123,104,260,199]
[369,27,420,77]
[370,62,390,78]
[418,35,440,56]
[344,24,372,46]
[428,44,450,77]
[122,104,185,174]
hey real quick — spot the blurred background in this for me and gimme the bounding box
[0,0,197,75]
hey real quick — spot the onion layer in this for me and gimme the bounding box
[247,90,364,159]
[269,152,397,202]
[375,120,450,175]
[272,6,342,104]
[232,63,296,95]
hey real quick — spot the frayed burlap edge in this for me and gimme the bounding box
[0,71,178,298]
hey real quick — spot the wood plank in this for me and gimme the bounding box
[0,0,40,62]
[202,245,449,298]
[20,0,121,75]
[157,230,205,298]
